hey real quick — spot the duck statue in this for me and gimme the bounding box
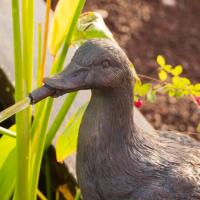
[30,39,200,200]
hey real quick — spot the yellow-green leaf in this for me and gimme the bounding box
[171,65,183,76]
[139,83,152,96]
[56,104,87,162]
[0,135,16,199]
[157,55,166,67]
[130,63,140,81]
[72,12,113,43]
[158,70,167,81]
[147,90,157,103]
[163,64,172,72]
[197,123,200,133]
[48,0,85,55]
[195,83,200,91]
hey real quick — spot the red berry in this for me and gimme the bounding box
[195,97,200,105]
[134,99,143,108]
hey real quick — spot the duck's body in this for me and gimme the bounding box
[44,39,200,200]
[77,76,200,200]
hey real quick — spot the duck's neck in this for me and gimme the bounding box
[78,83,135,150]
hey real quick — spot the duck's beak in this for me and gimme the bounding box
[44,62,89,96]
[29,62,89,104]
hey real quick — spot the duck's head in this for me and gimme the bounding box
[44,39,133,96]
[29,39,134,104]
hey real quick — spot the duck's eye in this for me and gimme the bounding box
[102,60,110,68]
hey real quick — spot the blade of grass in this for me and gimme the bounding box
[37,189,48,200]
[39,0,51,86]
[37,23,42,87]
[22,0,34,93]
[75,189,81,200]
[11,0,32,199]
[31,98,53,198]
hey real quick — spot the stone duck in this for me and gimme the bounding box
[31,39,200,200]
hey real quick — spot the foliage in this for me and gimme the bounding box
[134,55,200,102]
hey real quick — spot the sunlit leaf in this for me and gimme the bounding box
[139,83,152,96]
[171,65,183,76]
[0,135,16,169]
[172,76,181,87]
[168,89,175,97]
[172,77,190,88]
[72,12,113,43]
[56,104,87,162]
[181,77,191,85]
[195,83,200,91]
[134,79,142,95]
[157,55,166,67]
[147,90,157,103]
[48,0,85,55]
[197,123,200,133]
[175,90,184,98]
[129,63,140,81]
[158,70,167,81]
[163,64,172,72]
[0,136,16,199]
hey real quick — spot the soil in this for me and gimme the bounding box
[84,0,200,138]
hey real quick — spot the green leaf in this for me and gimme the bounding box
[147,90,157,103]
[171,65,183,76]
[0,136,16,199]
[129,63,140,81]
[0,136,16,169]
[172,76,181,87]
[139,83,152,96]
[175,90,184,98]
[172,77,190,88]
[56,104,87,162]
[163,64,172,72]
[195,83,200,91]
[197,123,200,133]
[181,77,191,85]
[0,148,16,200]
[168,89,175,97]
[48,0,86,55]
[158,70,168,81]
[134,79,142,95]
[157,55,166,67]
[72,12,113,43]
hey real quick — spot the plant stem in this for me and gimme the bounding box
[31,98,54,199]
[39,0,51,86]
[37,23,42,87]
[11,0,31,199]
[0,127,16,138]
[75,189,81,200]
[37,189,48,200]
